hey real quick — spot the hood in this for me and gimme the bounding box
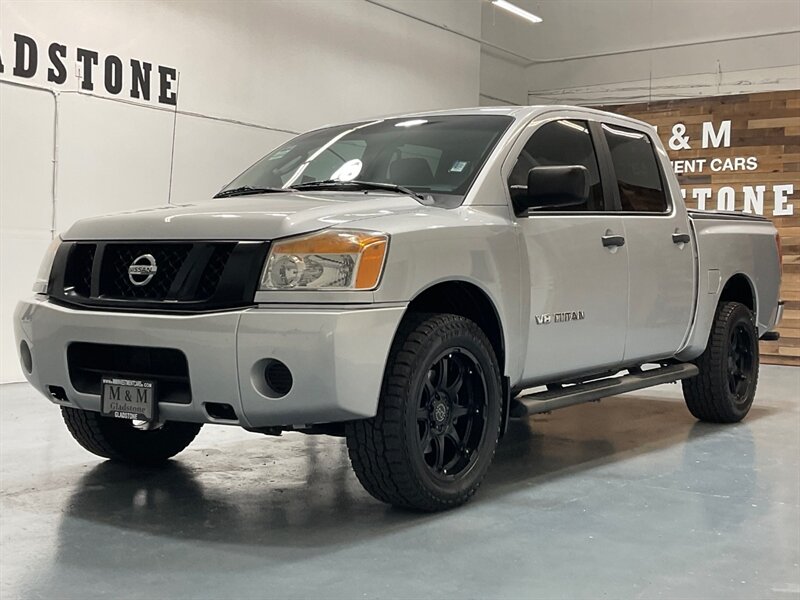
[62,192,426,241]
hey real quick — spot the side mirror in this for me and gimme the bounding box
[512,165,590,213]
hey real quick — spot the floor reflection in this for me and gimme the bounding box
[54,396,770,563]
[6,370,794,600]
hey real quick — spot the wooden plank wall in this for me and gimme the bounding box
[603,90,799,366]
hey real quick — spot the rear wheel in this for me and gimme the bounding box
[61,407,202,465]
[682,301,759,423]
[345,313,502,511]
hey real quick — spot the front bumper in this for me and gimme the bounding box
[13,297,406,428]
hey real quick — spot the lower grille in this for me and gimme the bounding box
[67,342,191,404]
[49,240,269,312]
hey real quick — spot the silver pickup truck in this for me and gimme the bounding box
[15,106,784,511]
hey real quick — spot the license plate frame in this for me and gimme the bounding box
[101,376,157,422]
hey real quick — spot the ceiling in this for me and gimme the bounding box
[480,0,800,64]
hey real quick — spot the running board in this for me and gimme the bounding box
[515,363,699,416]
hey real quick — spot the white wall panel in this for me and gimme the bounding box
[0,84,54,232]
[479,51,526,106]
[169,116,292,205]
[53,94,174,230]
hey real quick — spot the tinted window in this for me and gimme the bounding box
[221,115,514,206]
[602,124,668,213]
[509,119,604,212]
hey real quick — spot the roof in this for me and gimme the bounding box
[310,105,655,135]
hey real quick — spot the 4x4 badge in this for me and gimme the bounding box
[128,254,158,286]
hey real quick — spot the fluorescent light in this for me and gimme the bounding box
[491,0,542,24]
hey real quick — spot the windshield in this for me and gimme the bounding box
[220,115,514,205]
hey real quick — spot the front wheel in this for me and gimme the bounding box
[62,407,202,465]
[682,301,759,423]
[346,313,502,511]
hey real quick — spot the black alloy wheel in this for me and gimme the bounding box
[416,349,488,480]
[727,323,754,399]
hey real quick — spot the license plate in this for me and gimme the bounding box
[101,377,156,421]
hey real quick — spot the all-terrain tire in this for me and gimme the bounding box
[345,313,502,511]
[61,407,202,465]
[682,301,759,423]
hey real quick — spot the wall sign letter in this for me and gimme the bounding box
[692,187,712,211]
[47,43,67,84]
[717,186,736,211]
[742,185,765,215]
[104,55,123,94]
[130,59,152,101]
[702,120,731,149]
[13,34,37,78]
[773,184,795,217]
[76,47,99,91]
[158,65,177,106]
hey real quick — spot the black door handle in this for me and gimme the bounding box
[672,232,691,244]
[601,234,625,248]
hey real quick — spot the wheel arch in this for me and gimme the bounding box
[719,273,757,314]
[678,271,761,362]
[403,279,506,373]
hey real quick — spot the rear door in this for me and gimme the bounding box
[507,118,629,382]
[598,122,695,362]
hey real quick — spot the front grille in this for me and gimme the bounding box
[49,240,270,312]
[100,243,192,300]
[196,245,235,300]
[68,342,191,404]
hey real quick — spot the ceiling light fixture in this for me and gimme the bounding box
[491,0,542,24]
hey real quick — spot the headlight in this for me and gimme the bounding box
[260,229,388,290]
[32,236,61,294]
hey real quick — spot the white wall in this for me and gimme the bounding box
[0,0,481,382]
[524,34,800,105]
[479,50,526,106]
[477,0,800,106]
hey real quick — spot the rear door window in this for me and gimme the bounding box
[602,124,669,213]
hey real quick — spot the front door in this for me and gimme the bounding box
[508,119,629,382]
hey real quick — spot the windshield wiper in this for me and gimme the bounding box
[214,186,293,198]
[292,180,426,201]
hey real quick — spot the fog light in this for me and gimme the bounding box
[265,360,293,396]
[19,341,33,374]
[251,358,294,399]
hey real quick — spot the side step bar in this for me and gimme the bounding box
[514,363,699,417]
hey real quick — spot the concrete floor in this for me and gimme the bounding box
[1,366,798,600]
